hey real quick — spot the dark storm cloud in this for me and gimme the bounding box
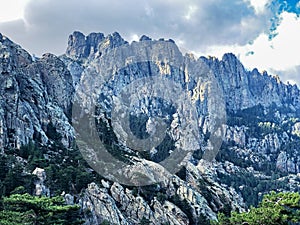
[0,0,271,56]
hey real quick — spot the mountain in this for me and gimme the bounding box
[0,31,299,225]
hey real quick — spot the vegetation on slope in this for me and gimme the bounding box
[0,193,83,225]
[212,191,300,225]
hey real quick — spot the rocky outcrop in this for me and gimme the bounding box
[0,34,74,149]
[66,31,127,60]
[200,54,300,111]
[224,125,247,147]
[276,151,300,173]
[80,183,129,225]
[80,161,244,225]
[66,31,105,59]
[292,122,300,136]
[32,167,50,196]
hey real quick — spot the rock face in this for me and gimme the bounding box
[66,31,105,59]
[64,32,300,115]
[80,163,244,225]
[66,31,127,60]
[32,167,50,196]
[0,34,74,149]
[200,54,300,111]
[0,31,300,224]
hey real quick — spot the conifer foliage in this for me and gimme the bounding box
[0,194,83,225]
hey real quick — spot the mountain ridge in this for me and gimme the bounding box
[64,31,300,112]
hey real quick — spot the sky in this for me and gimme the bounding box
[0,0,300,85]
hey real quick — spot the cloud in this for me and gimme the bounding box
[245,0,271,14]
[198,8,300,86]
[0,0,269,57]
[0,0,30,22]
[241,11,300,85]
[272,67,300,85]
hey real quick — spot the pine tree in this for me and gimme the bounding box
[0,193,83,225]
[213,191,300,225]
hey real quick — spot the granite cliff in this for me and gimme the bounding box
[0,31,299,224]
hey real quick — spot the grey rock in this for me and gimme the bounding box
[139,35,152,42]
[86,32,105,54]
[292,122,300,136]
[0,34,74,149]
[66,31,89,59]
[64,193,75,205]
[80,183,129,225]
[66,31,105,60]
[32,167,50,196]
[81,160,245,224]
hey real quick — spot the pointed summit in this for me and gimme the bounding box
[66,31,105,59]
[139,35,152,42]
[66,31,128,60]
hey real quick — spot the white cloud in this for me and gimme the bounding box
[200,11,300,85]
[244,0,271,14]
[0,0,269,56]
[184,5,198,21]
[129,34,139,42]
[270,12,300,69]
[242,11,300,80]
[0,0,30,22]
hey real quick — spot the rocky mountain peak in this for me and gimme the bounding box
[0,34,32,70]
[0,35,75,149]
[66,31,86,58]
[221,53,246,76]
[221,52,239,62]
[139,35,152,42]
[97,32,128,54]
[86,32,105,53]
[66,31,105,59]
[66,31,128,60]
